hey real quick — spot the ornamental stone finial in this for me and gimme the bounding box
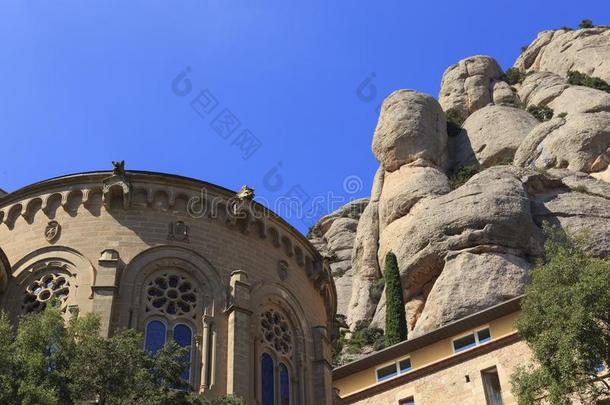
[111,160,125,176]
[103,161,132,209]
[236,185,255,200]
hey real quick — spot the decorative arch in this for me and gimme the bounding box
[119,245,225,392]
[1,246,96,319]
[0,247,11,293]
[250,283,313,405]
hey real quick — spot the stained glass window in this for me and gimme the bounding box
[144,320,166,354]
[173,324,193,381]
[261,353,274,405]
[279,363,290,405]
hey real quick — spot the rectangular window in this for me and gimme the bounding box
[481,367,503,405]
[453,328,491,353]
[453,333,477,352]
[399,358,412,373]
[477,328,491,343]
[399,397,415,405]
[376,363,398,382]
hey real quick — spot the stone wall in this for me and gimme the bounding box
[0,170,336,405]
[346,338,531,405]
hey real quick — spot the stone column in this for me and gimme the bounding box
[200,314,213,392]
[312,325,333,405]
[92,249,121,337]
[225,270,252,399]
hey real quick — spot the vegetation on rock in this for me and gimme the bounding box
[384,252,407,346]
[579,19,594,29]
[527,105,554,121]
[332,317,385,367]
[567,70,610,93]
[450,165,479,189]
[369,277,385,304]
[0,306,243,405]
[445,108,464,137]
[511,225,610,404]
[502,68,526,85]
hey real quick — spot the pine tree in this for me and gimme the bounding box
[384,252,407,346]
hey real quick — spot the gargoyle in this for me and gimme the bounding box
[236,185,255,200]
[111,160,125,176]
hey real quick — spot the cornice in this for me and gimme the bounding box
[0,170,338,321]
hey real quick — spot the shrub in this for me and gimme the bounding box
[352,320,369,332]
[579,19,593,29]
[331,266,348,278]
[450,165,479,189]
[567,70,610,93]
[369,277,385,304]
[557,112,567,118]
[445,108,464,137]
[338,322,385,359]
[527,105,554,121]
[384,252,407,346]
[502,68,526,85]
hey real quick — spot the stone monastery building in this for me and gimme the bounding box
[0,164,337,405]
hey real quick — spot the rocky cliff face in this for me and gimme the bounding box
[310,25,610,343]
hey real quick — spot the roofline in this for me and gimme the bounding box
[0,169,322,262]
[339,333,522,404]
[0,170,237,201]
[332,295,523,379]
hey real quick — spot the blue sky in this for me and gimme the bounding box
[1,1,609,232]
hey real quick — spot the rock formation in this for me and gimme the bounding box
[311,25,610,344]
[515,27,610,84]
[308,199,369,316]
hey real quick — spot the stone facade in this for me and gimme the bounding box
[0,168,337,404]
[344,338,530,405]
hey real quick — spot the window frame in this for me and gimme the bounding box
[481,366,503,405]
[279,362,290,405]
[375,362,399,382]
[173,322,195,384]
[375,355,412,383]
[143,317,197,387]
[261,352,276,405]
[144,317,169,354]
[399,396,415,405]
[398,356,412,374]
[452,326,492,353]
[258,350,294,405]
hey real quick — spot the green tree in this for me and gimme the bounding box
[579,19,593,29]
[13,306,71,405]
[0,313,16,404]
[384,252,407,346]
[511,226,610,404]
[0,305,245,405]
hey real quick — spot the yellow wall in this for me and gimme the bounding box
[334,310,521,398]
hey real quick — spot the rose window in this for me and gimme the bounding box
[260,309,293,356]
[145,273,197,317]
[22,273,70,313]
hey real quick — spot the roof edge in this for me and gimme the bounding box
[332,295,523,379]
[0,169,321,261]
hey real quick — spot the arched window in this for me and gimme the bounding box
[259,309,293,404]
[279,363,290,405]
[173,323,193,382]
[261,353,275,405]
[22,271,72,314]
[144,320,166,354]
[142,270,199,387]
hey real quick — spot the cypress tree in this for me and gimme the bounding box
[384,251,407,346]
